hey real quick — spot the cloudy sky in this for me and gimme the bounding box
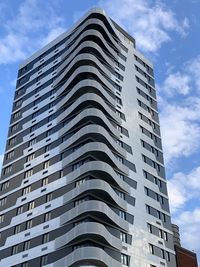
[0,0,199,262]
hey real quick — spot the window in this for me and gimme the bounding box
[12,245,18,255]
[11,123,19,132]
[149,244,154,254]
[41,255,48,266]
[163,231,168,241]
[116,155,123,163]
[26,220,33,229]
[43,161,50,169]
[142,154,146,163]
[73,244,84,250]
[0,197,7,207]
[14,224,21,234]
[46,193,53,202]
[45,145,51,152]
[161,213,166,222]
[32,111,40,119]
[155,193,159,202]
[116,190,125,199]
[15,99,22,107]
[59,170,63,178]
[43,233,50,243]
[26,153,35,162]
[144,187,149,196]
[116,125,122,133]
[33,98,41,106]
[158,229,163,238]
[160,195,164,204]
[49,101,55,108]
[146,205,151,214]
[166,251,170,261]
[143,170,148,179]
[30,124,38,133]
[28,201,35,210]
[120,232,127,243]
[23,240,30,250]
[9,136,16,145]
[38,63,44,71]
[24,169,33,178]
[121,254,128,265]
[6,150,14,159]
[117,139,123,147]
[17,206,23,215]
[1,181,9,190]
[0,214,4,223]
[74,198,86,206]
[28,138,36,146]
[156,210,161,220]
[13,111,21,119]
[75,178,86,187]
[46,129,52,137]
[114,83,122,92]
[23,186,31,195]
[50,88,56,95]
[22,262,28,267]
[42,177,48,186]
[116,110,121,118]
[4,165,12,175]
[114,71,123,80]
[18,77,26,85]
[48,115,54,122]
[147,223,152,233]
[72,161,83,171]
[44,212,51,222]
[119,210,126,220]
[116,97,122,105]
[161,249,165,259]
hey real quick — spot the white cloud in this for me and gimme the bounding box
[160,56,200,98]
[0,33,28,64]
[168,166,200,213]
[158,56,200,164]
[6,0,64,33]
[41,27,66,46]
[167,180,187,213]
[187,55,200,91]
[162,72,191,97]
[160,101,200,164]
[174,208,200,253]
[0,0,66,64]
[98,0,189,53]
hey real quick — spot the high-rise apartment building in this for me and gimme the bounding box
[0,8,176,267]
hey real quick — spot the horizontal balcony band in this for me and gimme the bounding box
[45,246,122,267]
[57,40,115,75]
[60,200,129,232]
[57,92,120,125]
[54,64,115,94]
[55,221,122,251]
[62,179,127,211]
[60,124,126,158]
[58,107,121,139]
[57,78,115,107]
[61,142,129,175]
[63,17,120,58]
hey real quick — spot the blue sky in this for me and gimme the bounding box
[0,0,200,261]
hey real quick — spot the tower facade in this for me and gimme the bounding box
[0,8,176,267]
